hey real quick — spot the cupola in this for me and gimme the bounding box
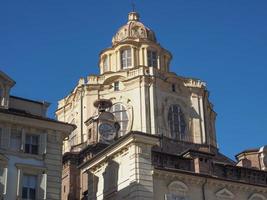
[99,12,172,74]
[112,12,157,45]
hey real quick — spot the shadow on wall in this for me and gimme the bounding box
[87,159,153,200]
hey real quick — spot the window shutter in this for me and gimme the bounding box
[16,169,23,198]
[1,127,10,149]
[40,133,47,155]
[38,173,46,199]
[0,167,4,196]
[21,130,25,151]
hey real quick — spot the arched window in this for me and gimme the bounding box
[110,103,129,137]
[120,48,132,69]
[168,105,186,140]
[103,56,108,72]
[147,50,157,67]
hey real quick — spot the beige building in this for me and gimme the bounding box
[56,12,267,200]
[0,71,75,200]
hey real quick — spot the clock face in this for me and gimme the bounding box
[99,123,115,141]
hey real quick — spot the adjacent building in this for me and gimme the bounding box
[0,71,75,200]
[56,12,267,200]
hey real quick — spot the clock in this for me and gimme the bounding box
[99,123,116,141]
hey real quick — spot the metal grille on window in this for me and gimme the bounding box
[22,174,37,200]
[121,49,132,69]
[168,105,186,141]
[110,103,129,137]
[147,50,157,67]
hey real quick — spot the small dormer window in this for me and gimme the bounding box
[172,84,176,92]
[147,50,157,67]
[103,57,108,72]
[114,82,119,91]
[121,49,132,69]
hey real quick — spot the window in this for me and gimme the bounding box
[110,103,129,137]
[10,128,21,151]
[172,84,176,92]
[22,174,37,200]
[25,135,39,155]
[147,50,157,67]
[168,105,186,140]
[114,82,119,91]
[121,48,132,69]
[69,134,77,147]
[103,57,108,72]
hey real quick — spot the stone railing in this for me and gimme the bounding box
[152,151,267,187]
[213,163,267,186]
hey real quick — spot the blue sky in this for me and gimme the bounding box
[1,0,267,159]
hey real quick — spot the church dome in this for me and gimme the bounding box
[112,12,157,45]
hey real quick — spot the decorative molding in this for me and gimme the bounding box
[215,188,235,199]
[168,180,188,195]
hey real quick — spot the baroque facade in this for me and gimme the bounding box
[0,71,75,200]
[56,12,267,200]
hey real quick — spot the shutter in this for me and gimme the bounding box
[0,167,4,196]
[1,127,10,149]
[21,129,25,151]
[16,169,23,198]
[40,133,47,155]
[38,173,46,199]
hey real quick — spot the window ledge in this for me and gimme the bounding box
[0,148,43,161]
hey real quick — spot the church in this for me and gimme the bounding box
[56,11,267,200]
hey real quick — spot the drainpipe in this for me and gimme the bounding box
[202,178,207,200]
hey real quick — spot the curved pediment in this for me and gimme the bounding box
[168,180,188,195]
[249,194,267,200]
[215,188,235,199]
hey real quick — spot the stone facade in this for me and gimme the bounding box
[0,71,75,200]
[56,11,267,200]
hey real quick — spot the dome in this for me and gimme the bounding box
[112,12,157,45]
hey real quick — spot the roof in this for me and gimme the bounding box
[0,71,16,86]
[10,95,50,106]
[0,107,76,128]
[235,148,260,158]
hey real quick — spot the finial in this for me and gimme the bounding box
[131,0,136,12]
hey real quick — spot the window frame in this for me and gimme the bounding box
[10,128,22,152]
[109,103,129,137]
[25,134,39,155]
[114,82,120,91]
[22,174,38,200]
[168,104,187,140]
[16,163,47,200]
[103,56,109,72]
[147,49,158,68]
[120,48,132,69]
